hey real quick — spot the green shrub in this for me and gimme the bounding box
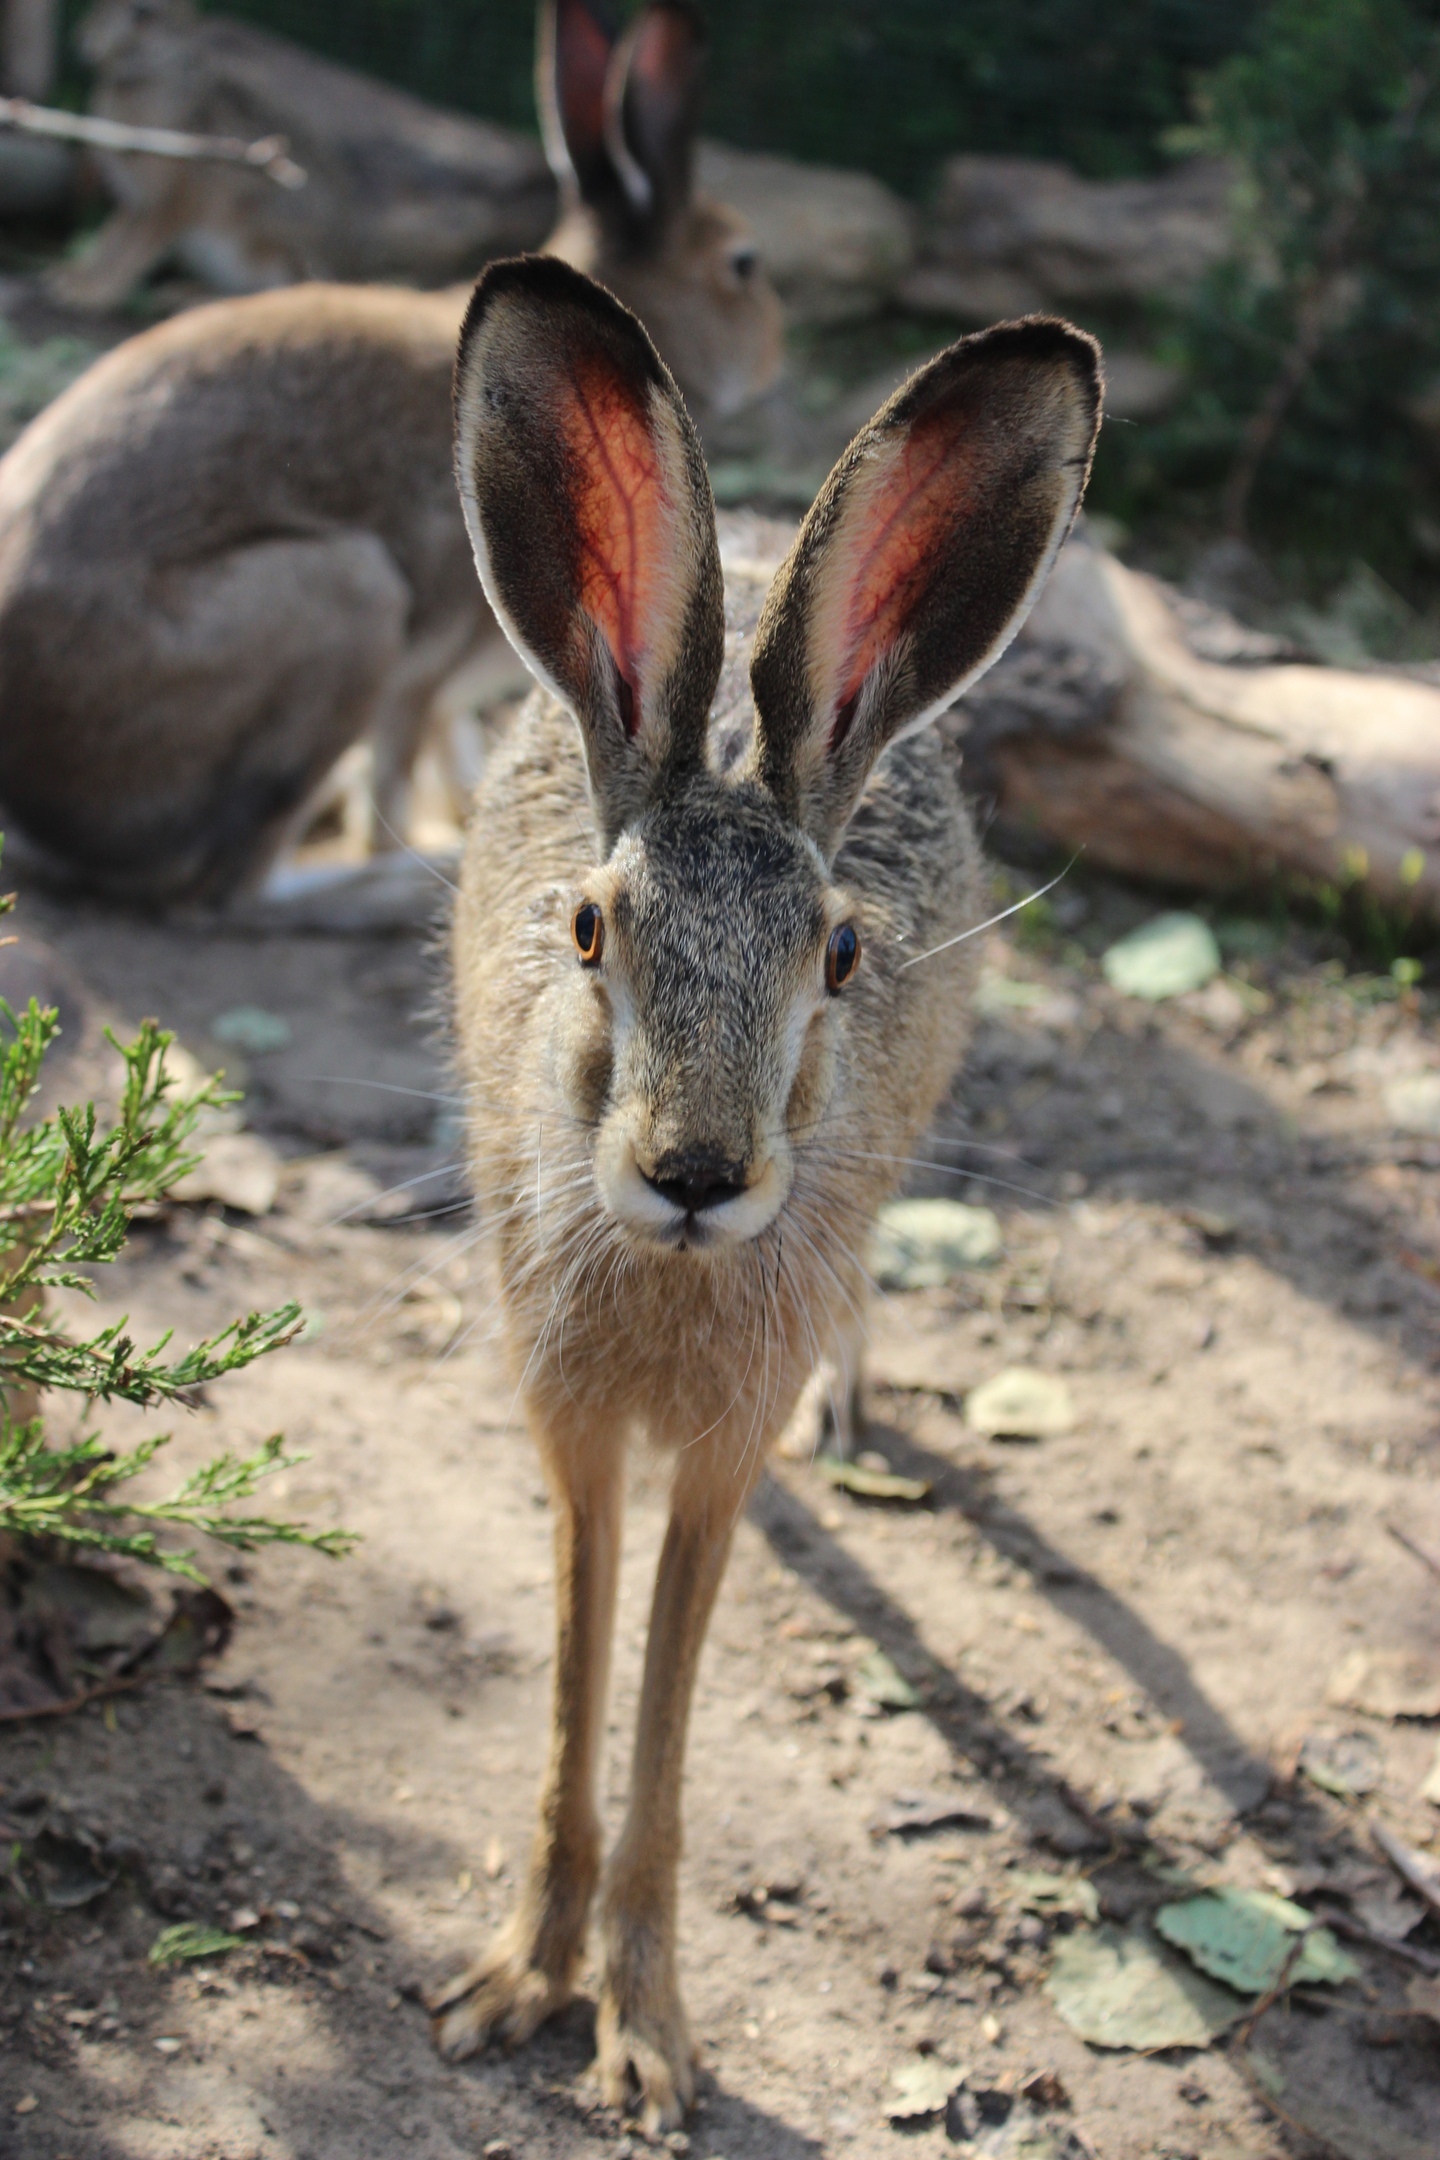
[0,869,352,1581]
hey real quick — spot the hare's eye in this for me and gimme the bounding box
[825,922,860,993]
[572,901,604,967]
[729,245,758,284]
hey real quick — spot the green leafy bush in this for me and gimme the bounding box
[0,874,352,1581]
[1103,0,1440,596]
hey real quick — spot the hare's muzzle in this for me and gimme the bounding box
[640,1149,749,1220]
[593,1123,789,1252]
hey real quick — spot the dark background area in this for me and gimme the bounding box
[119,0,1263,193]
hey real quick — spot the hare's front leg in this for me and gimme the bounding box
[431,1421,623,2058]
[596,1442,761,2133]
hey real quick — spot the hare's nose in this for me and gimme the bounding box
[643,1151,748,1217]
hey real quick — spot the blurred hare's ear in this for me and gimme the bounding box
[537,0,619,208]
[749,317,1102,858]
[454,255,724,847]
[603,0,706,238]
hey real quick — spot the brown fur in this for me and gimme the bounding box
[0,1,782,905]
[438,258,1100,2130]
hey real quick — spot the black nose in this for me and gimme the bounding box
[643,1152,748,1217]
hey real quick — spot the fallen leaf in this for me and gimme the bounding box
[14,2094,37,2115]
[1045,1925,1239,2050]
[13,1828,114,1910]
[874,1793,995,1837]
[1010,1869,1100,1924]
[1299,1729,1383,1799]
[1326,1648,1440,1721]
[854,1648,921,1711]
[816,1455,930,1504]
[965,1368,1074,1441]
[868,1198,1001,1288]
[1102,913,1221,1001]
[885,2057,964,2122]
[1405,1972,1440,2024]
[148,1923,243,1967]
[973,973,1080,1030]
[1155,1886,1358,1994]
[1019,2070,1070,2109]
[1351,1877,1425,1942]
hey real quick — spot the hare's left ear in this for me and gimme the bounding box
[749,318,1102,858]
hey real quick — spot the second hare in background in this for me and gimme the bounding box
[436,255,1101,2130]
[0,0,781,906]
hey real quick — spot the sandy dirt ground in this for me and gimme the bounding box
[4,858,1440,2160]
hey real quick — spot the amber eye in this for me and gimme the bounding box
[825,922,860,993]
[572,901,604,967]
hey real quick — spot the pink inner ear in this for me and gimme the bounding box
[559,357,673,736]
[828,406,979,747]
[556,0,612,165]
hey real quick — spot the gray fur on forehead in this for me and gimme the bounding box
[614,775,827,1031]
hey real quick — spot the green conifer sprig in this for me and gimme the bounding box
[0,867,355,1580]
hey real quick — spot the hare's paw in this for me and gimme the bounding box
[428,1924,575,2061]
[594,1940,696,2134]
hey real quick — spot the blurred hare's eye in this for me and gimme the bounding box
[572,902,604,966]
[825,922,860,993]
[729,245,759,284]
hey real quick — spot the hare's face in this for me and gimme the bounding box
[607,204,784,421]
[559,778,857,1253]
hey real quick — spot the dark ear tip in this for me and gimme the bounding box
[890,313,1104,433]
[456,252,666,387]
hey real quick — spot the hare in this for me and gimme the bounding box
[0,0,781,906]
[53,0,555,310]
[436,255,1100,2129]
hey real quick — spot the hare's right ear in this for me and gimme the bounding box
[454,255,724,849]
[750,318,1103,859]
[537,0,618,211]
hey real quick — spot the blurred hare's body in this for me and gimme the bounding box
[0,283,470,900]
[0,0,781,906]
[437,258,1100,2130]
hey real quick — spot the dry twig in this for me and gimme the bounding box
[0,95,305,186]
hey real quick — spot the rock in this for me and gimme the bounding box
[1421,1739,1440,1806]
[965,1367,1075,1441]
[211,1005,291,1055]
[909,154,1232,317]
[696,140,914,324]
[868,1198,1001,1287]
[169,1131,280,1216]
[1102,914,1221,1001]
[1384,1074,1440,1136]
